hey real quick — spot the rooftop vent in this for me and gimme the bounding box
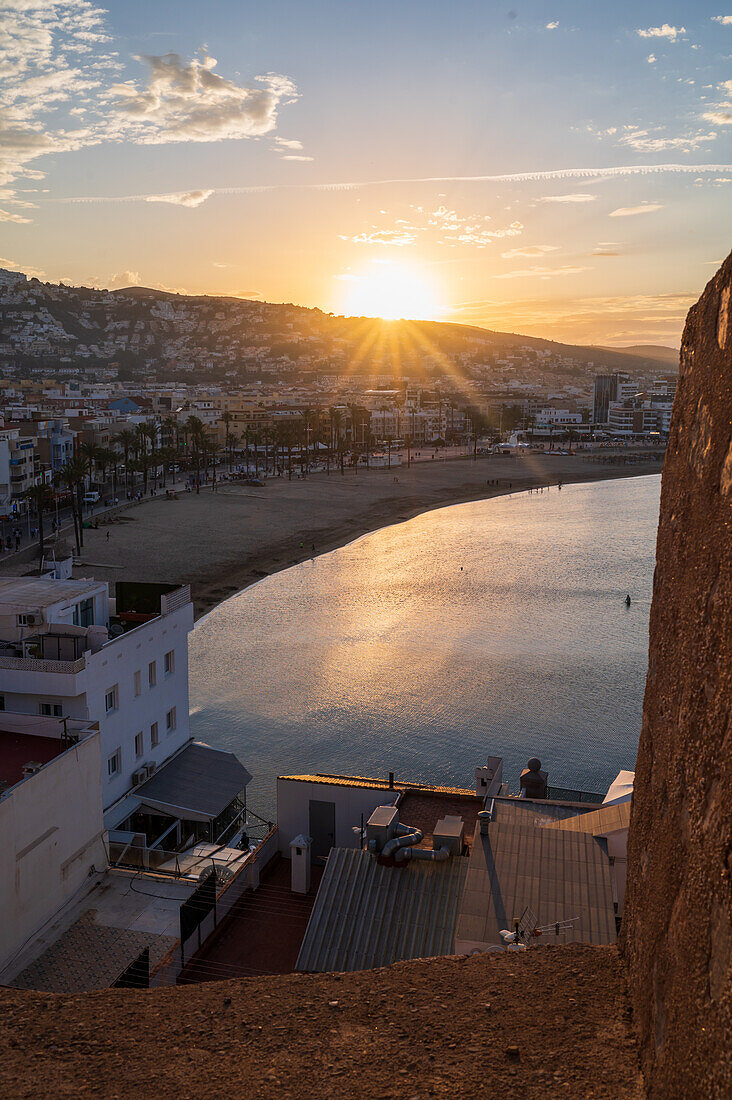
[366,805,399,853]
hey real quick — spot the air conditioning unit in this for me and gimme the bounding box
[131,767,148,787]
[143,761,156,779]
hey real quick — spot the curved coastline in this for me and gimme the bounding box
[191,462,660,624]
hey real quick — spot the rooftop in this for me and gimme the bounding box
[456,817,617,950]
[3,870,193,992]
[0,576,105,612]
[179,855,323,983]
[279,772,477,798]
[0,713,97,792]
[296,847,468,974]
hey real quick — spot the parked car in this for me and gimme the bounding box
[83,491,100,504]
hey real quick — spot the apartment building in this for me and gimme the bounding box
[0,577,194,811]
[0,429,38,510]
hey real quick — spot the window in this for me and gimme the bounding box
[73,598,94,628]
[105,686,118,713]
[0,695,4,711]
[39,701,63,717]
[134,732,144,758]
[107,749,121,777]
[166,707,177,733]
[133,670,141,697]
[148,661,156,688]
[150,722,159,748]
[164,649,175,675]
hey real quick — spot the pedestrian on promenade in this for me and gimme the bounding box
[106,530,110,541]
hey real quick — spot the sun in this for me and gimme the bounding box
[338,262,440,321]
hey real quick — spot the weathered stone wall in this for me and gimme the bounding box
[622,251,732,1097]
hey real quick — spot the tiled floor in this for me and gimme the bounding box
[178,856,323,983]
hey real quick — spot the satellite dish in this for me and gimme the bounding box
[198,864,235,885]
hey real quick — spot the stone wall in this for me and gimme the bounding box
[622,251,732,1097]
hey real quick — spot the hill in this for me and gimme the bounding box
[0,271,676,384]
[598,344,679,366]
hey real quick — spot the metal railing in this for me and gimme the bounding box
[161,585,191,616]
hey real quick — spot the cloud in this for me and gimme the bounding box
[494,265,592,279]
[539,192,596,203]
[108,270,141,287]
[143,189,214,207]
[546,21,559,30]
[65,164,732,206]
[702,80,732,126]
[592,242,622,256]
[637,24,685,40]
[106,52,298,144]
[0,206,32,223]
[609,202,663,217]
[711,15,732,24]
[501,245,559,258]
[342,229,420,246]
[647,53,657,63]
[618,128,718,152]
[281,154,314,162]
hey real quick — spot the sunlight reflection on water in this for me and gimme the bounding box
[189,475,661,819]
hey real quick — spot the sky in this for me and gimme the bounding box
[0,1,731,347]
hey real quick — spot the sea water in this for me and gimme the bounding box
[189,474,661,820]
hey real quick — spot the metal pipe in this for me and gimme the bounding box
[396,844,450,863]
[381,824,423,859]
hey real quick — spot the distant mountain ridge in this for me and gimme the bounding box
[0,272,679,381]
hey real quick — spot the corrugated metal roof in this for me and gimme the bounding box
[456,819,616,949]
[296,848,468,973]
[541,801,631,836]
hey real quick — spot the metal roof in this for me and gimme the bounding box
[136,742,251,823]
[542,800,631,836]
[456,819,616,950]
[296,847,468,973]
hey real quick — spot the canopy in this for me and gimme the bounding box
[136,742,252,823]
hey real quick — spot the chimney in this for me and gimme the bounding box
[519,757,548,799]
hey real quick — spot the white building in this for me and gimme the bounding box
[0,576,194,811]
[0,712,106,974]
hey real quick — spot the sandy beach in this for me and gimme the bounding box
[17,451,663,618]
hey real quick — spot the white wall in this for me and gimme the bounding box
[0,732,107,975]
[0,597,194,810]
[277,778,399,855]
[87,600,194,808]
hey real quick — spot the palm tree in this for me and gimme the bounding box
[116,428,136,493]
[78,440,101,490]
[184,415,205,491]
[220,411,233,470]
[56,456,86,553]
[25,482,52,570]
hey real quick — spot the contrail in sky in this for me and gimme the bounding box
[62,163,732,204]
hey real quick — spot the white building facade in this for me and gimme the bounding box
[0,577,194,810]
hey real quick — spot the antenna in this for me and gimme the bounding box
[499,906,581,948]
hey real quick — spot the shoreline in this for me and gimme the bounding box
[1,452,662,620]
[189,460,662,620]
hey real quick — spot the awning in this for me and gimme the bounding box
[136,742,252,823]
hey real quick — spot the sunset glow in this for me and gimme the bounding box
[339,264,441,321]
[0,1,730,345]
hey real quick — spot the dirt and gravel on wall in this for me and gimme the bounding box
[0,945,642,1099]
